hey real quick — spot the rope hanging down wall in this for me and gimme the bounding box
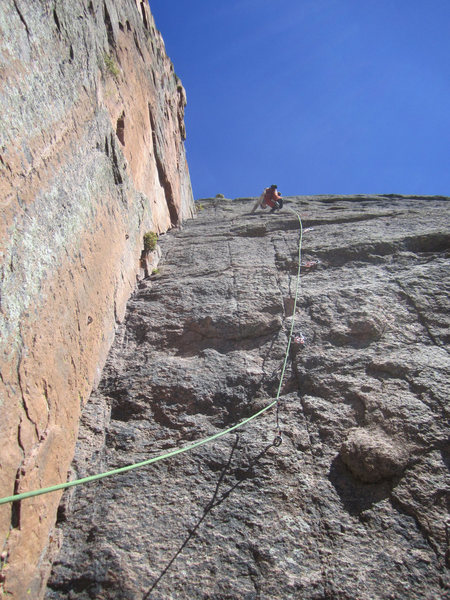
[0,209,304,506]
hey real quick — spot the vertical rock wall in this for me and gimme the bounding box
[0,1,193,597]
[46,195,449,600]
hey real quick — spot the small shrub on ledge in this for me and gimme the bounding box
[103,53,120,79]
[143,231,158,252]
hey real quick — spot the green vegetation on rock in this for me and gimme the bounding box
[103,53,120,79]
[143,231,158,252]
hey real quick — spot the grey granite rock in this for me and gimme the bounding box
[340,427,410,483]
[47,195,449,599]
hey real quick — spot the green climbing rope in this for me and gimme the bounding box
[275,208,303,432]
[0,209,303,506]
[0,400,278,506]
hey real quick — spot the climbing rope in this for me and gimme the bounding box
[0,400,278,506]
[274,208,303,442]
[0,209,303,506]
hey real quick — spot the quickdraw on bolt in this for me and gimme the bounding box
[293,333,305,346]
[273,432,283,447]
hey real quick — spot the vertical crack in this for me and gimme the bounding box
[13,0,31,39]
[17,355,39,440]
[396,280,448,353]
[227,239,240,334]
[390,494,442,562]
[148,104,179,227]
[109,134,123,185]
[103,1,115,48]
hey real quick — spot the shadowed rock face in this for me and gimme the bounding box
[46,195,449,599]
[0,1,192,597]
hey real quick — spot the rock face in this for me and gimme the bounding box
[0,1,193,597]
[340,427,410,483]
[47,196,449,599]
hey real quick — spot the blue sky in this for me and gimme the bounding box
[149,0,450,200]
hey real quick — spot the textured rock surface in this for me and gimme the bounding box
[47,195,449,599]
[0,1,193,597]
[340,427,410,483]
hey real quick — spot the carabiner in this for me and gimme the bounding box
[273,434,283,447]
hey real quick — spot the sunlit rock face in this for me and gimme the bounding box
[47,195,449,600]
[0,1,193,596]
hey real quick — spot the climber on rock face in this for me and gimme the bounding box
[262,185,283,213]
